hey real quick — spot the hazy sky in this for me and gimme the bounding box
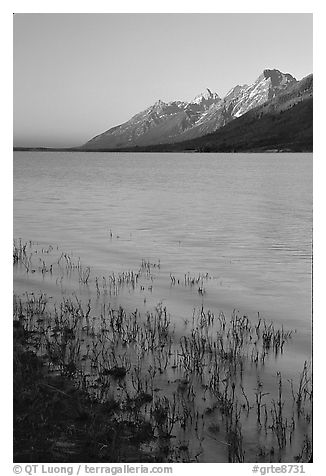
[13,13,313,147]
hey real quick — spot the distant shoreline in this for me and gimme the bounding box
[13,147,313,153]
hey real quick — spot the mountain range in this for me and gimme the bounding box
[81,69,312,152]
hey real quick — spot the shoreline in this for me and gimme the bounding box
[13,148,313,154]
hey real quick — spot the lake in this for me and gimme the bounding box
[13,151,312,462]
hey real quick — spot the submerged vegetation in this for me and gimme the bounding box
[13,239,312,463]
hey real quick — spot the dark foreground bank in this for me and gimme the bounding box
[14,322,160,463]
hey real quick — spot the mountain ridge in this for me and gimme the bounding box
[82,68,300,150]
[77,73,312,153]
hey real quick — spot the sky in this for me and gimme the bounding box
[13,13,313,147]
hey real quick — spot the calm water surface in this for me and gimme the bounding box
[14,151,312,365]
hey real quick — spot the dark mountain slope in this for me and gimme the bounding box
[185,98,313,152]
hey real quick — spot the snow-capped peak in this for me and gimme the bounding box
[153,99,166,107]
[259,69,296,87]
[150,99,168,113]
[191,88,220,104]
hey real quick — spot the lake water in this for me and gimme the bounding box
[13,151,312,461]
[14,152,312,319]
